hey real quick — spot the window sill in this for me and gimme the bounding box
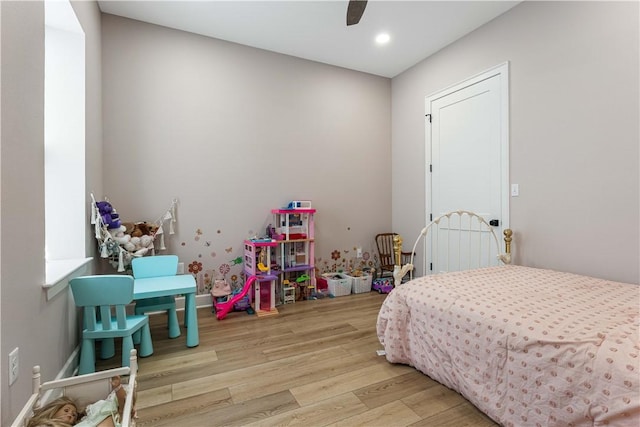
[45,257,93,300]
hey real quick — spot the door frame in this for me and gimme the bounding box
[424,62,510,275]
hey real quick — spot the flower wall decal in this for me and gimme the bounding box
[188,261,203,274]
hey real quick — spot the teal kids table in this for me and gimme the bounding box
[134,274,199,347]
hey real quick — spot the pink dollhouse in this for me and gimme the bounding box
[244,239,279,317]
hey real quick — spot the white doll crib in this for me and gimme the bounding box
[12,349,138,427]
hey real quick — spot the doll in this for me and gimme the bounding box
[27,396,77,427]
[75,376,128,427]
[27,376,131,427]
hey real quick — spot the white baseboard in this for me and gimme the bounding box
[44,347,80,403]
[59,347,80,379]
[195,293,213,308]
[172,294,212,310]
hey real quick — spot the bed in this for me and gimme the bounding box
[377,211,640,427]
[12,349,138,427]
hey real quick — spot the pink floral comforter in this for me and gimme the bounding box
[377,265,640,426]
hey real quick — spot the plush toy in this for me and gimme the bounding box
[106,219,159,257]
[112,225,131,246]
[140,234,152,247]
[122,233,155,254]
[127,222,159,238]
[96,200,121,229]
[124,240,136,253]
[121,222,136,236]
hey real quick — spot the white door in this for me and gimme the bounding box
[425,63,509,274]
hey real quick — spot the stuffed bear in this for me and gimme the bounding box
[121,222,136,236]
[132,223,149,238]
[126,222,159,238]
[96,200,121,229]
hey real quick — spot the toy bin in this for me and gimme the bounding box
[322,273,351,297]
[346,273,372,294]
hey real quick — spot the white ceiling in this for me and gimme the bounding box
[97,1,520,78]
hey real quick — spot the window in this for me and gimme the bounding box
[44,0,90,298]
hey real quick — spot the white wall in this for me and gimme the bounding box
[392,1,639,284]
[100,14,392,287]
[0,1,103,423]
[2,1,637,423]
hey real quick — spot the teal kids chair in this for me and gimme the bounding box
[69,274,153,375]
[132,255,181,339]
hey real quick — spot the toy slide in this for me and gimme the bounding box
[214,275,256,320]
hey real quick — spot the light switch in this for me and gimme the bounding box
[511,184,519,197]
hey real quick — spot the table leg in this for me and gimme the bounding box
[100,338,115,359]
[185,292,199,347]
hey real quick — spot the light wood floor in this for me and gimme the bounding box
[97,292,498,426]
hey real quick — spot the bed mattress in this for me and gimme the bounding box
[377,265,640,426]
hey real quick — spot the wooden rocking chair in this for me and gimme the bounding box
[375,233,413,279]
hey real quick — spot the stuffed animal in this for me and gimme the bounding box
[121,222,136,236]
[108,220,158,255]
[96,200,121,229]
[140,234,153,248]
[112,225,131,245]
[124,239,136,253]
[128,222,159,238]
[122,232,155,253]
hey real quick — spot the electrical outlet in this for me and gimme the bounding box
[177,262,184,275]
[9,347,19,386]
[356,247,363,258]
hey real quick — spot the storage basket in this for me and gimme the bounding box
[322,273,351,297]
[346,273,372,294]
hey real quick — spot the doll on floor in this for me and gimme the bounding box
[26,376,132,427]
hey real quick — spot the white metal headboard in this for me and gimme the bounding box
[394,210,512,284]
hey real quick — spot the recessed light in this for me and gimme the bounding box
[375,33,390,44]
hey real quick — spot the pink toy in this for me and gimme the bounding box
[213,275,256,320]
[244,239,280,317]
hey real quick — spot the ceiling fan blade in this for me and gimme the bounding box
[346,0,367,26]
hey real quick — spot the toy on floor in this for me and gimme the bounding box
[296,274,310,283]
[243,239,279,317]
[233,294,254,314]
[372,278,393,294]
[211,276,232,302]
[282,279,296,304]
[253,277,279,317]
[213,275,257,320]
